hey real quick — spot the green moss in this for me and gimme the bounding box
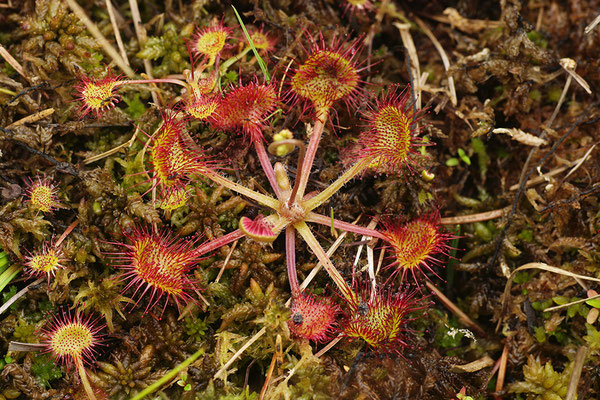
[31,353,63,388]
[12,318,37,343]
[122,93,146,120]
[526,31,548,49]
[185,317,208,341]
[136,22,193,77]
[584,323,600,352]
[518,229,534,243]
[508,355,573,399]
[513,271,533,284]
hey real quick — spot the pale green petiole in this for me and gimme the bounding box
[204,170,279,210]
[304,158,370,211]
[294,221,352,300]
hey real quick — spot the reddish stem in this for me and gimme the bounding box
[286,226,300,297]
[253,137,283,200]
[116,78,188,88]
[293,117,326,202]
[55,220,80,247]
[192,229,245,257]
[306,212,386,240]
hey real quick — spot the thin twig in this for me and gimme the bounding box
[0,43,27,81]
[0,278,43,316]
[128,0,159,105]
[546,75,571,129]
[215,240,237,283]
[395,23,421,109]
[425,281,485,337]
[214,327,267,380]
[83,126,139,164]
[585,13,600,34]
[259,335,282,400]
[55,220,80,247]
[105,0,130,66]
[413,16,457,106]
[544,293,600,312]
[440,208,507,225]
[6,108,54,128]
[562,143,597,181]
[65,0,134,77]
[560,58,592,95]
[495,343,509,396]
[566,346,588,400]
[315,335,343,357]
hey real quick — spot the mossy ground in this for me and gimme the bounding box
[1,0,600,399]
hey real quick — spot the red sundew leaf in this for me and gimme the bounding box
[287,30,367,120]
[288,291,340,343]
[341,283,423,354]
[106,224,205,315]
[357,85,427,175]
[191,21,233,65]
[24,241,65,282]
[25,175,62,214]
[239,215,278,243]
[146,109,219,196]
[38,309,105,369]
[211,81,278,142]
[74,70,123,118]
[382,210,456,285]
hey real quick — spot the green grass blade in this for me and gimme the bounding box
[129,347,205,400]
[0,264,21,293]
[232,5,270,82]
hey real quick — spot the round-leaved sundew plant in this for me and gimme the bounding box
[25,175,62,214]
[211,80,281,197]
[192,20,232,65]
[213,81,278,141]
[146,110,218,199]
[39,309,105,400]
[383,211,454,284]
[24,241,64,282]
[358,85,425,174]
[107,224,204,315]
[342,284,421,353]
[74,70,123,118]
[289,31,363,121]
[288,291,340,343]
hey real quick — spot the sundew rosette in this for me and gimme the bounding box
[25,175,62,214]
[38,309,105,400]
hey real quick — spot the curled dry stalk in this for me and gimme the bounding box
[497,262,600,333]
